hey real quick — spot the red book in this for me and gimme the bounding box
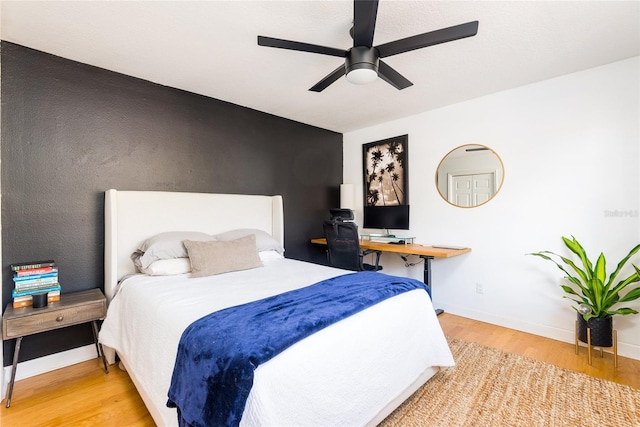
[15,266,56,276]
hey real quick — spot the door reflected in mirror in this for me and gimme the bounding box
[436,144,504,208]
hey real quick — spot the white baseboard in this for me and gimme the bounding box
[439,303,640,361]
[1,344,97,401]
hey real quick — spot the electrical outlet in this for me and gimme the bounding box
[476,283,484,294]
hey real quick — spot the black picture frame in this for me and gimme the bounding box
[362,134,408,207]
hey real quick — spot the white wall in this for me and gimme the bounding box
[344,57,640,359]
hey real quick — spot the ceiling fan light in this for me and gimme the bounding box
[345,47,379,85]
[346,68,378,85]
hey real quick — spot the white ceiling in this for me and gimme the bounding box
[1,1,639,133]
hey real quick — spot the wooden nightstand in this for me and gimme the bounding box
[2,288,109,407]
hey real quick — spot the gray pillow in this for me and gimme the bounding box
[132,231,216,270]
[184,234,263,278]
[214,228,284,255]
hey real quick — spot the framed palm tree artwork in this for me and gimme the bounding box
[363,134,408,208]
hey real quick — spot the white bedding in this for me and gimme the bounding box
[99,256,454,426]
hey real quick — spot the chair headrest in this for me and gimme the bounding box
[329,208,354,222]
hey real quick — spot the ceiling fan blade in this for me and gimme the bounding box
[309,65,346,92]
[353,0,379,47]
[376,21,479,58]
[258,36,347,57]
[378,60,413,90]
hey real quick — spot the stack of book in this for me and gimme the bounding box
[11,260,61,308]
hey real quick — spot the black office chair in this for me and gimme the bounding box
[323,219,382,272]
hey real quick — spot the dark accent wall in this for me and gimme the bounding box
[1,42,342,366]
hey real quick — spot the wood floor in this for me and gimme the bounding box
[1,313,638,426]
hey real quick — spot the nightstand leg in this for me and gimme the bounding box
[91,321,109,374]
[6,336,23,408]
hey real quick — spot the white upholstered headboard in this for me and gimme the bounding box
[104,189,284,301]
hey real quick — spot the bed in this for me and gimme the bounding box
[98,189,454,426]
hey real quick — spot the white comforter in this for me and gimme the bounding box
[99,256,454,426]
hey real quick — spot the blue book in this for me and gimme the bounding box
[12,284,62,298]
[13,271,59,281]
[14,278,59,291]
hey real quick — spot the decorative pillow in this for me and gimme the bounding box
[214,228,284,255]
[184,234,263,278]
[141,258,192,276]
[131,231,216,270]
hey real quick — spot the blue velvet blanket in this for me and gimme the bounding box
[167,271,428,427]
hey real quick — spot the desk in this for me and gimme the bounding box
[311,238,471,315]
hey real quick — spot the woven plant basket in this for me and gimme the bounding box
[577,313,613,347]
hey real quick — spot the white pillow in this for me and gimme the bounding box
[259,250,284,263]
[141,258,192,276]
[214,229,284,255]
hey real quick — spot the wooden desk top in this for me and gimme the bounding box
[310,238,471,258]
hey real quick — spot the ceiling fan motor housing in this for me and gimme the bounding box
[346,46,380,75]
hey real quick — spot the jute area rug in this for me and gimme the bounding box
[380,338,640,427]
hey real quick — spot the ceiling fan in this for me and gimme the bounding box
[257,0,479,92]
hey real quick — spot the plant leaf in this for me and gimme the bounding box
[606,292,620,306]
[557,254,590,285]
[562,236,593,279]
[618,287,640,303]
[560,284,580,296]
[607,307,639,316]
[606,243,640,288]
[593,253,606,288]
[529,250,591,296]
[590,278,604,316]
[532,249,577,276]
[606,270,640,306]
[563,296,585,306]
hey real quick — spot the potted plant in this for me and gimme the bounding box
[529,236,640,347]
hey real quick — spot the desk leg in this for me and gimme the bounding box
[6,336,23,408]
[420,255,443,315]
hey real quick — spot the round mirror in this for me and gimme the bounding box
[436,144,504,208]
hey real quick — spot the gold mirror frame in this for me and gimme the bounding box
[435,144,505,208]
